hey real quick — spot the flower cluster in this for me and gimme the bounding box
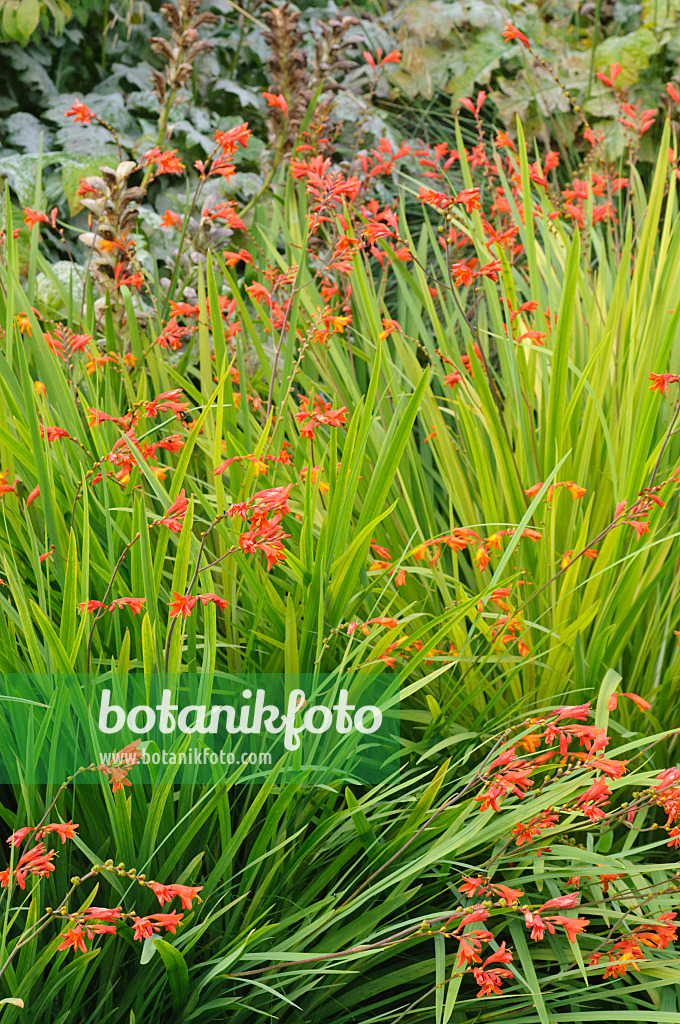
[228,484,292,572]
[294,395,348,440]
[0,749,202,966]
[412,691,680,994]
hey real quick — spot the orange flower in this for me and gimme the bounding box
[109,597,146,615]
[132,916,155,941]
[160,210,182,230]
[0,472,16,497]
[213,123,252,154]
[501,21,530,48]
[553,915,589,943]
[197,593,229,611]
[457,875,487,897]
[511,810,559,845]
[649,372,680,393]
[38,820,79,843]
[151,489,188,532]
[564,547,598,567]
[474,545,490,571]
[11,842,56,888]
[86,353,118,375]
[168,883,203,909]
[378,317,402,340]
[596,62,622,89]
[491,882,524,902]
[519,330,547,346]
[147,910,183,934]
[295,395,348,440]
[456,929,493,966]
[65,98,94,124]
[299,465,329,491]
[223,248,254,267]
[169,592,198,618]
[667,83,680,105]
[262,91,288,116]
[58,927,88,954]
[495,130,517,152]
[97,740,143,793]
[141,147,184,175]
[454,187,481,213]
[451,262,474,287]
[16,313,32,335]
[489,587,511,610]
[363,48,401,70]
[40,425,70,442]
[607,691,651,712]
[23,206,58,230]
[459,92,486,117]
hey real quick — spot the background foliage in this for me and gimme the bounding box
[1,0,680,1021]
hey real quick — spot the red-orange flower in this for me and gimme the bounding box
[97,740,143,793]
[607,691,651,712]
[649,372,680,393]
[0,472,17,497]
[667,83,680,105]
[223,248,254,267]
[364,48,401,70]
[455,929,493,966]
[12,842,56,888]
[168,883,203,909]
[169,593,198,618]
[511,809,559,846]
[197,593,229,611]
[24,207,58,230]
[58,927,88,954]
[501,21,530,48]
[109,597,146,615]
[214,123,252,154]
[141,147,184,176]
[596,62,622,89]
[454,187,481,213]
[378,317,402,340]
[160,210,182,230]
[472,944,513,997]
[148,910,183,934]
[295,395,348,440]
[152,490,189,533]
[458,875,487,897]
[65,98,94,124]
[38,820,79,843]
[262,91,288,116]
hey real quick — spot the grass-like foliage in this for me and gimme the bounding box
[0,7,680,1022]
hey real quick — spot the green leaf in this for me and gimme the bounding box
[15,0,40,37]
[153,938,190,1012]
[595,668,623,732]
[59,529,78,654]
[434,931,445,1024]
